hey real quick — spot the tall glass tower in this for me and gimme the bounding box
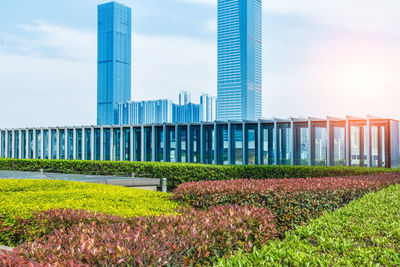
[97,2,132,125]
[217,0,262,121]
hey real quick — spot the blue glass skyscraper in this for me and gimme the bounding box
[217,0,262,121]
[97,2,132,125]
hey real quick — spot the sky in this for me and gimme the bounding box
[0,0,399,128]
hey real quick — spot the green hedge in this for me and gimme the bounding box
[217,184,400,266]
[0,158,397,189]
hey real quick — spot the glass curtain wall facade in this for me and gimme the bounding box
[97,2,131,125]
[217,0,262,120]
[1,117,399,168]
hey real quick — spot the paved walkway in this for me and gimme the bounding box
[0,245,13,254]
[0,170,160,191]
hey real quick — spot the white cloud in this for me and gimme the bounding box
[18,20,96,61]
[0,21,217,128]
[179,0,400,35]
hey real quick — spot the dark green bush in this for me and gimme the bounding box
[0,158,397,189]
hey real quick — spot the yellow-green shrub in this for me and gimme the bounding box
[0,179,179,225]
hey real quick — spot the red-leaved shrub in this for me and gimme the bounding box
[1,206,276,266]
[172,173,400,236]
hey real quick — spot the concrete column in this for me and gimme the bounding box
[214,122,218,165]
[187,124,192,163]
[18,130,22,159]
[40,128,44,160]
[257,120,262,165]
[228,121,232,165]
[100,127,104,161]
[290,120,295,166]
[33,130,37,159]
[327,120,332,166]
[308,119,312,166]
[273,120,278,165]
[152,124,156,162]
[91,127,95,161]
[73,128,77,160]
[163,124,167,162]
[141,125,145,162]
[200,123,204,164]
[242,121,247,165]
[345,118,351,166]
[11,130,15,159]
[82,128,86,160]
[366,119,371,167]
[56,128,60,160]
[25,130,29,159]
[47,128,51,160]
[0,130,3,158]
[120,126,124,161]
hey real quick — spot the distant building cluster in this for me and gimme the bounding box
[118,92,216,125]
[97,0,261,126]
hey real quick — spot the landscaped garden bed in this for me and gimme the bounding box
[1,172,400,266]
[218,183,400,266]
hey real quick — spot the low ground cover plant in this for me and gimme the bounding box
[172,173,400,236]
[0,179,179,246]
[0,158,395,189]
[217,183,400,266]
[0,205,276,266]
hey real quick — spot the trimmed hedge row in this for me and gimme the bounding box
[172,173,400,236]
[0,158,396,189]
[217,183,400,266]
[0,179,179,246]
[0,206,276,266]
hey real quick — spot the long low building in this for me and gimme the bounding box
[0,116,399,168]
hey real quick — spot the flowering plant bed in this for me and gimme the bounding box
[0,206,276,266]
[172,173,400,236]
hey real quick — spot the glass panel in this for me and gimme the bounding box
[67,129,74,160]
[294,127,308,165]
[103,128,111,161]
[51,130,57,159]
[262,126,274,165]
[178,126,188,163]
[278,126,291,165]
[350,126,361,166]
[203,125,215,164]
[314,127,327,166]
[333,127,345,166]
[29,130,34,159]
[246,125,258,165]
[166,126,176,162]
[217,124,228,165]
[36,130,41,159]
[85,129,92,161]
[76,129,82,160]
[94,129,101,161]
[43,130,49,159]
[232,125,243,165]
[7,132,12,158]
[59,130,65,159]
[113,128,121,161]
[133,128,141,161]
[144,127,152,162]
[21,131,26,159]
[155,127,164,162]
[123,128,131,161]
[190,126,201,163]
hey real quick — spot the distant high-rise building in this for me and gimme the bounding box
[217,0,262,121]
[97,2,132,125]
[179,91,191,106]
[200,94,217,122]
[117,92,216,124]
